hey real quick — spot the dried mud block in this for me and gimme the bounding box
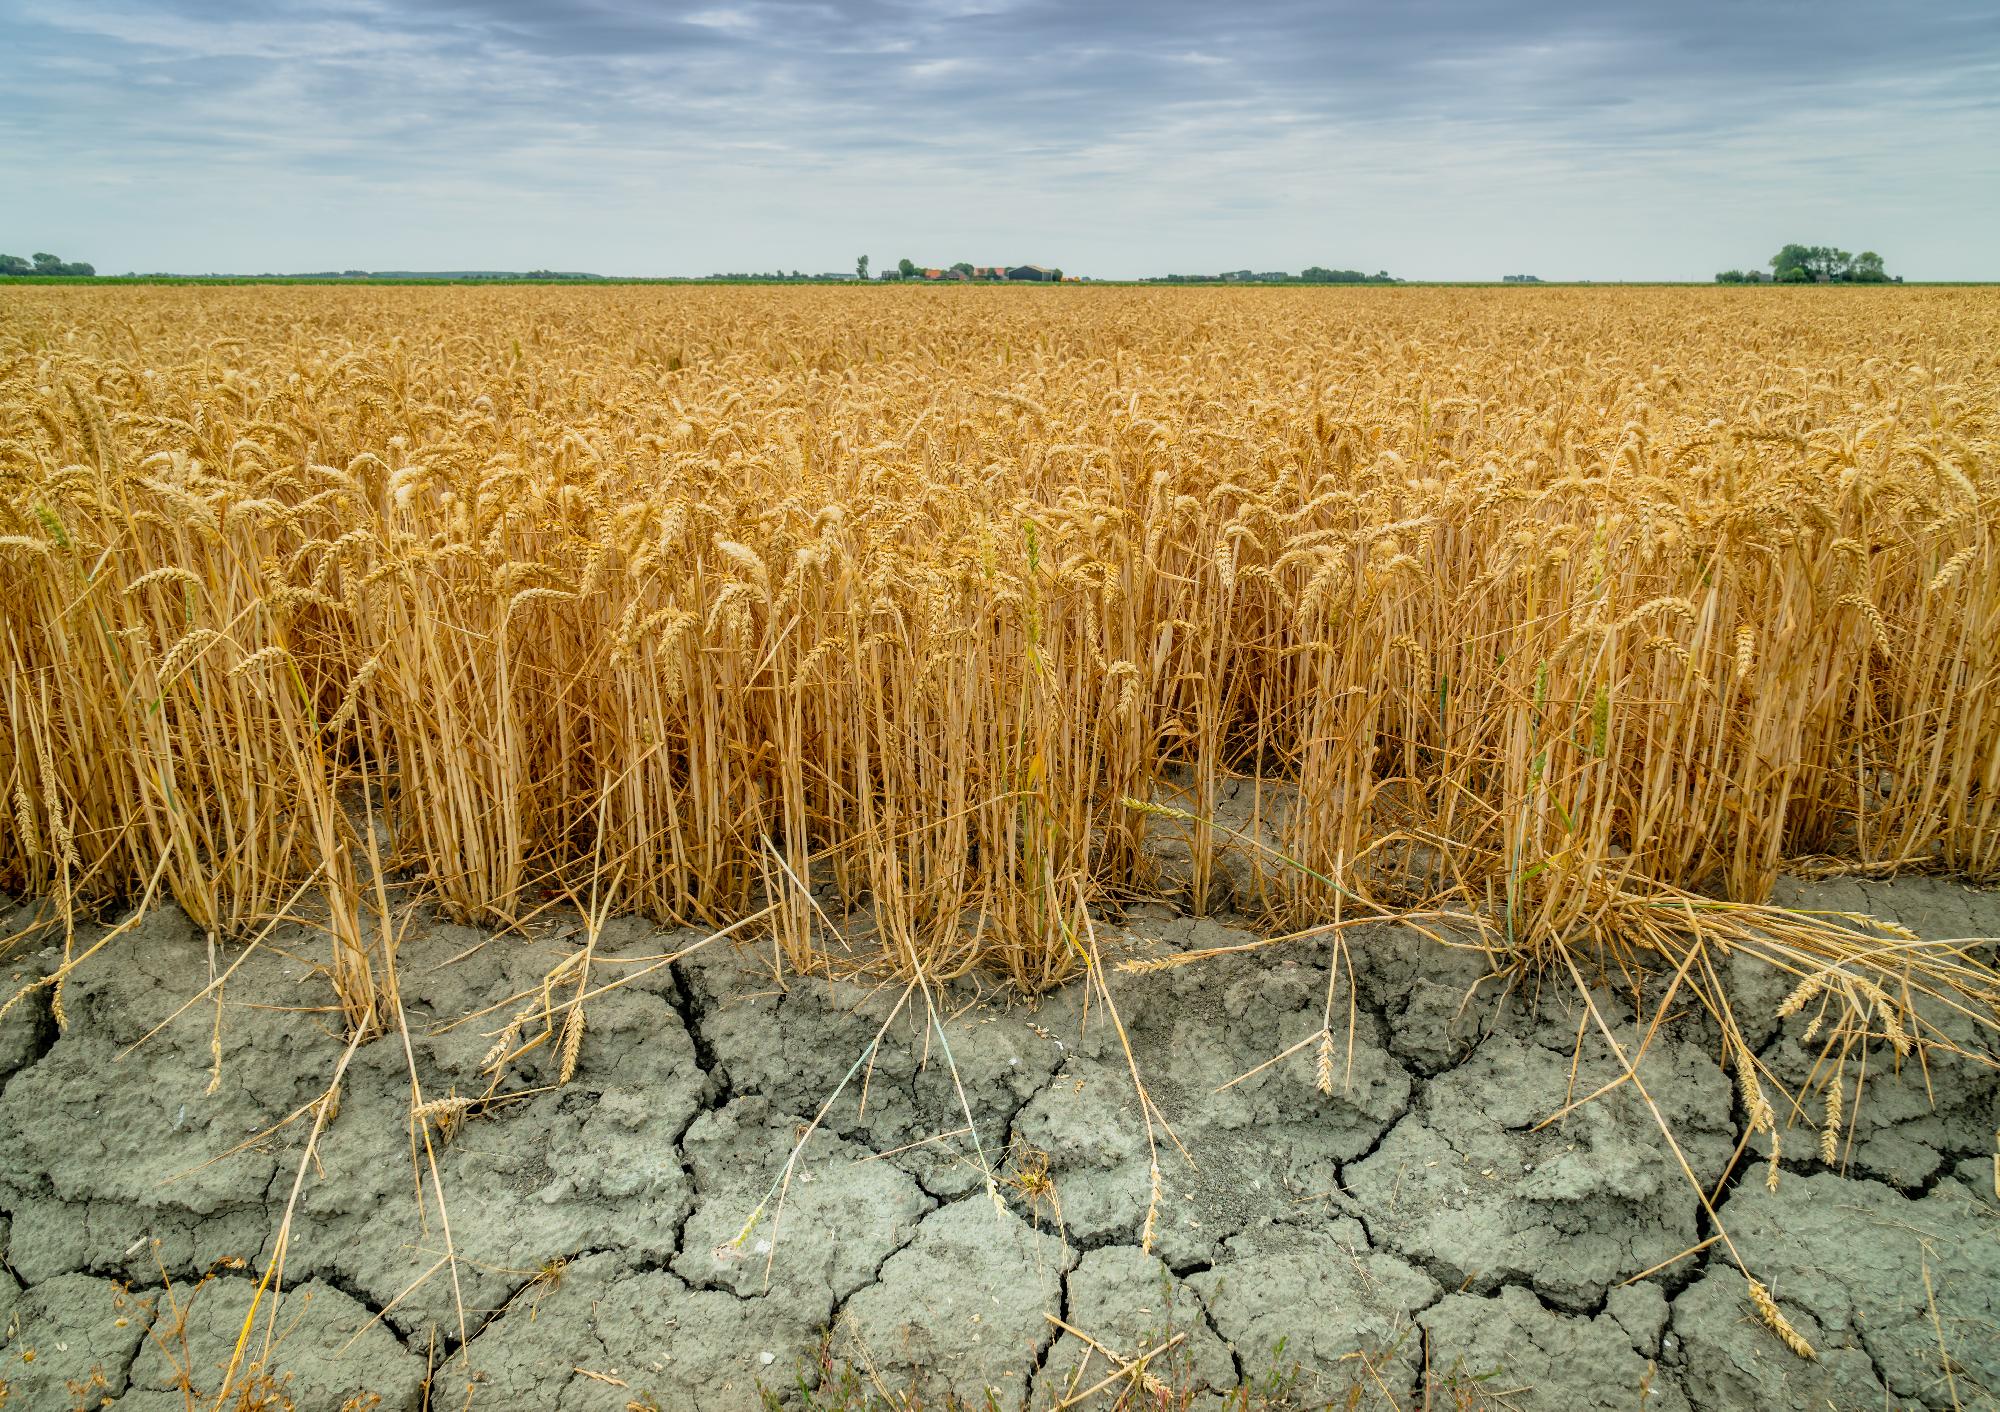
[1345,1028,1734,1309]
[1188,1218,1437,1405]
[835,1197,1071,1409]
[684,946,1070,1201]
[1671,1172,2000,1411]
[119,1277,424,1412]
[0,908,333,1286]
[1015,941,1412,1267]
[289,968,709,1344]
[0,1271,151,1408]
[455,1251,825,1411]
[673,1094,930,1304]
[1031,1246,1237,1409]
[1421,1284,1690,1411]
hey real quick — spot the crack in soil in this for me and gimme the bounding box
[1026,1264,1070,1390]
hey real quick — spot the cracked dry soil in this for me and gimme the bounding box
[0,876,1995,1410]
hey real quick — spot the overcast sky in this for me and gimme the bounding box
[3,0,1997,280]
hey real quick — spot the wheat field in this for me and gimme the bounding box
[2,284,1996,1034]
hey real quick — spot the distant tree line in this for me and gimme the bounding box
[0,252,96,277]
[703,271,870,281]
[208,269,606,281]
[1717,246,1892,284]
[1141,268,1397,284]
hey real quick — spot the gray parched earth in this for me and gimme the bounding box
[0,876,1995,1410]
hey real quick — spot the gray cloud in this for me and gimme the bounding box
[3,0,1996,277]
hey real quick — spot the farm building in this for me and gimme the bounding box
[1007,265,1056,281]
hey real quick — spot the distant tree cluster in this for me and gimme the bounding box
[1717,246,1892,284]
[1300,267,1394,283]
[0,252,96,277]
[878,260,1064,281]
